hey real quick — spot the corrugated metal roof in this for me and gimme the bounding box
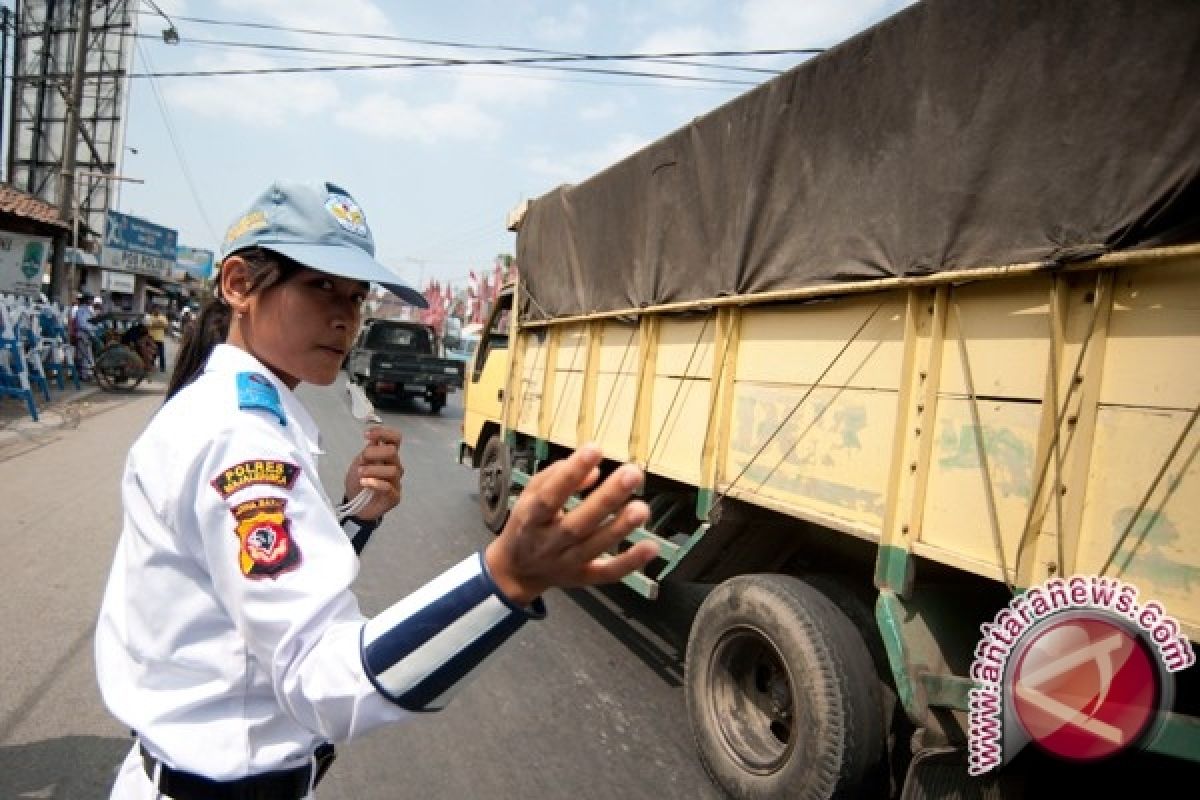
[0,183,68,229]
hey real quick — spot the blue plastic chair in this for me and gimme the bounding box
[0,305,39,421]
[20,327,52,401]
[0,338,39,421]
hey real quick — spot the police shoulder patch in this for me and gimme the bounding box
[230,496,300,578]
[211,459,301,499]
[237,372,286,426]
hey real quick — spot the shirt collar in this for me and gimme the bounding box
[204,344,323,455]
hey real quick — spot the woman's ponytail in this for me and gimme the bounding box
[164,248,302,401]
[166,298,231,400]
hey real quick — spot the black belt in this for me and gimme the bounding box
[140,742,336,800]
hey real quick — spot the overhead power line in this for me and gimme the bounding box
[134,39,218,242]
[125,11,824,86]
[128,59,761,86]
[129,32,793,76]
[147,12,824,62]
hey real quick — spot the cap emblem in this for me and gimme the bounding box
[325,193,368,237]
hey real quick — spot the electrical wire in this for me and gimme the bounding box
[133,38,218,242]
[120,12,823,86]
[127,59,760,86]
[138,11,823,65]
[128,32,793,76]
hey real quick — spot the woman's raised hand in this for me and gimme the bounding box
[484,444,658,606]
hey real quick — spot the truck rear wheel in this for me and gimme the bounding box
[685,574,885,799]
[478,435,512,533]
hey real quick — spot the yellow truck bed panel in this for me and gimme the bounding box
[505,253,1200,639]
[1075,406,1200,626]
[725,384,897,533]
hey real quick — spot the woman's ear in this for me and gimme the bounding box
[220,255,253,315]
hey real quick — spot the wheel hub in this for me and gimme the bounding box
[481,460,502,505]
[709,627,796,774]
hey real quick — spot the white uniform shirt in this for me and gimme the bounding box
[96,344,542,781]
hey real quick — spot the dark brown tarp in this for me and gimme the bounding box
[516,0,1200,321]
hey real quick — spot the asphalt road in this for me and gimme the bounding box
[301,380,724,800]
[0,372,724,799]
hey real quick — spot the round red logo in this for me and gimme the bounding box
[1010,615,1160,761]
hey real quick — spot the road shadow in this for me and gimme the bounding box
[0,734,130,799]
[373,394,464,420]
[562,579,713,688]
[461,485,712,688]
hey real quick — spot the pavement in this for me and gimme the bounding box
[0,378,172,464]
[0,336,178,464]
[0,374,163,797]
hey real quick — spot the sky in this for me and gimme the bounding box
[117,0,914,291]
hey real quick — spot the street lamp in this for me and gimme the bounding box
[144,0,181,44]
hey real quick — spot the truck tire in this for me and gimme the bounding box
[685,574,885,800]
[478,435,512,534]
[429,395,446,413]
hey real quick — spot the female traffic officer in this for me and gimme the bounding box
[95,181,658,800]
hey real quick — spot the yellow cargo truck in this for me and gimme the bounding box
[460,2,1200,796]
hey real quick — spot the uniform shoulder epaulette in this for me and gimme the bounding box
[236,371,287,426]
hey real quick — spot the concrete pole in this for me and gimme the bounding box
[52,0,92,305]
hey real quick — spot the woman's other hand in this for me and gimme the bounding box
[343,425,404,521]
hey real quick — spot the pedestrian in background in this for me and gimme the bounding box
[145,302,168,372]
[72,294,99,380]
[66,292,82,373]
[179,306,196,342]
[95,180,658,799]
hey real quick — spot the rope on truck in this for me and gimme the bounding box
[548,324,584,435]
[708,301,886,519]
[514,328,548,438]
[1011,272,1106,586]
[953,300,1017,595]
[592,320,637,442]
[645,315,711,470]
[1099,401,1200,578]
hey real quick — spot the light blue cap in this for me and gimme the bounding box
[218,181,427,308]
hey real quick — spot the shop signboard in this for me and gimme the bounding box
[102,270,137,293]
[102,210,177,278]
[0,230,52,296]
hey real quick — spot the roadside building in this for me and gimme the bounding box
[0,184,69,299]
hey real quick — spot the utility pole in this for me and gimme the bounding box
[72,169,142,306]
[0,6,10,182]
[51,0,91,305]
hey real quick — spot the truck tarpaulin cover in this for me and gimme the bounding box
[516,0,1200,322]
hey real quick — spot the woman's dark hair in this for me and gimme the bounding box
[166,248,303,400]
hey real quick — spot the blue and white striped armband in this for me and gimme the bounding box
[360,551,546,711]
